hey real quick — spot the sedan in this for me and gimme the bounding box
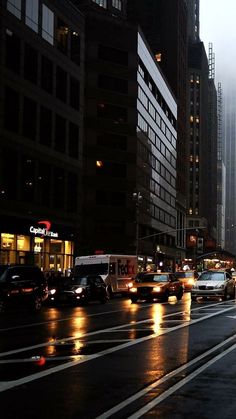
[47,275,109,305]
[128,272,183,303]
[191,270,235,301]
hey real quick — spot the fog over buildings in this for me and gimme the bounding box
[200,0,236,254]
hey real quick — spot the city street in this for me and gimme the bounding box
[1,294,236,418]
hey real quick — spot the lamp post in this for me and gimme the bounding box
[132,192,142,256]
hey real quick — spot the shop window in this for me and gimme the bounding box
[56,18,68,54]
[4,86,19,133]
[70,77,80,110]
[41,55,53,94]
[55,114,66,153]
[71,31,80,65]
[40,106,52,146]
[17,235,30,251]
[24,43,38,84]
[25,0,38,32]
[23,96,37,141]
[7,0,21,19]
[1,233,15,250]
[50,239,63,253]
[56,66,67,102]
[65,241,73,254]
[34,237,44,253]
[5,29,21,74]
[42,4,54,45]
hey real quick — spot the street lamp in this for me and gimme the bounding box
[132,192,142,256]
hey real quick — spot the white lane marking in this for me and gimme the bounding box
[96,332,236,419]
[0,304,235,392]
[0,311,186,358]
[227,315,236,319]
[127,342,236,418]
[0,299,229,332]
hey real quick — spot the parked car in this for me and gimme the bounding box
[174,270,199,291]
[128,271,184,303]
[191,269,235,301]
[47,274,109,305]
[0,265,48,313]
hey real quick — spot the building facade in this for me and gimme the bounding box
[0,0,84,272]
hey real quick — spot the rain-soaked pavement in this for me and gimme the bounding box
[1,293,236,418]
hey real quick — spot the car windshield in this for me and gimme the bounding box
[138,274,169,283]
[198,272,225,281]
[67,277,88,286]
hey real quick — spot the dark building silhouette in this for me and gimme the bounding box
[0,0,84,271]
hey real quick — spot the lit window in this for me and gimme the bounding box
[92,0,107,8]
[196,76,200,84]
[190,75,194,83]
[96,160,103,168]
[25,0,38,32]
[189,208,193,215]
[190,115,194,122]
[42,4,54,45]
[112,0,122,10]
[155,53,162,62]
[7,0,21,19]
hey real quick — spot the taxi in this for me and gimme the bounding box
[128,271,183,303]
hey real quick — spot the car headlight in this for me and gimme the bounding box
[49,288,56,295]
[192,284,198,289]
[75,287,83,294]
[187,279,194,285]
[130,287,137,293]
[215,283,225,289]
[153,286,161,292]
[127,282,133,288]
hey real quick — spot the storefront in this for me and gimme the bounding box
[0,217,75,274]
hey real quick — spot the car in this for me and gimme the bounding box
[174,270,199,291]
[0,265,48,313]
[47,274,109,305]
[191,269,235,301]
[128,271,184,303]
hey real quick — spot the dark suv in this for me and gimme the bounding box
[0,265,48,313]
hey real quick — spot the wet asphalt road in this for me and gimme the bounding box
[1,294,236,418]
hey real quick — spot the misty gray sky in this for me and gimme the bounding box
[200,0,236,86]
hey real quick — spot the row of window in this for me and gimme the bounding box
[138,86,176,148]
[4,86,80,158]
[138,59,176,128]
[7,0,81,65]
[92,0,122,11]
[137,113,176,175]
[142,198,176,229]
[5,29,80,109]
[0,149,79,213]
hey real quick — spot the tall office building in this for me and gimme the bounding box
[0,0,84,272]
[127,0,188,263]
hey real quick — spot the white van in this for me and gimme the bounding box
[74,254,138,295]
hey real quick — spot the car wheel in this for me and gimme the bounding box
[0,299,6,314]
[108,286,113,299]
[222,289,229,301]
[177,288,183,300]
[131,297,138,303]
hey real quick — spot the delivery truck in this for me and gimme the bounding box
[74,254,138,295]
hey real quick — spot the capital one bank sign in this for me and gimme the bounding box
[29,220,58,238]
